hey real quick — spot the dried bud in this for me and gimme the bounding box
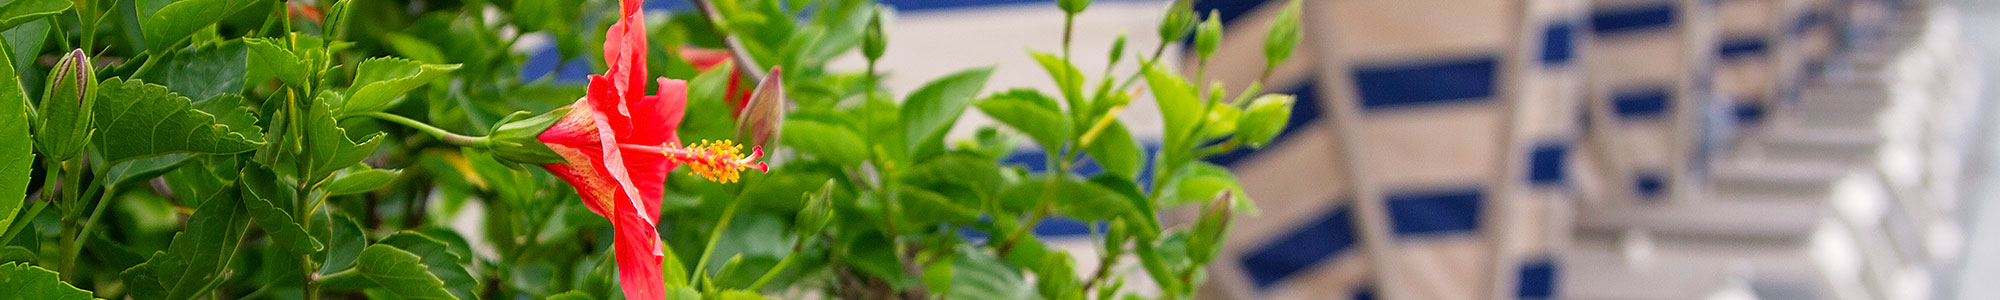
[35,49,96,161]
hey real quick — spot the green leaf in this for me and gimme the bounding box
[122,185,251,300]
[238,166,324,255]
[139,41,246,101]
[1027,51,1085,113]
[1143,65,1201,172]
[0,262,92,300]
[378,231,481,300]
[341,57,460,113]
[976,89,1070,150]
[244,38,305,87]
[1236,94,1294,147]
[946,247,1031,300]
[901,153,1005,205]
[547,291,595,300]
[1084,121,1142,180]
[1162,162,1254,214]
[142,0,260,52]
[1051,177,1134,221]
[323,168,401,196]
[305,93,384,183]
[0,0,68,31]
[318,213,367,274]
[900,67,994,160]
[378,33,447,64]
[1200,101,1241,140]
[780,119,865,166]
[99,154,194,191]
[356,244,459,300]
[0,246,31,264]
[900,186,978,226]
[90,78,262,164]
[0,35,28,235]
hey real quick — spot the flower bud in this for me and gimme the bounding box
[1265,0,1304,68]
[796,180,835,236]
[35,49,95,161]
[1195,10,1222,61]
[1157,0,1195,43]
[1235,94,1295,148]
[1188,193,1233,265]
[1107,34,1128,66]
[485,107,571,165]
[863,7,888,61]
[1059,0,1089,15]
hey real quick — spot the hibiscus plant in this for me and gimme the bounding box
[0,0,1300,299]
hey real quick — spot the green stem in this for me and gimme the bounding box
[691,198,743,287]
[351,112,488,147]
[55,158,83,279]
[0,200,48,245]
[745,239,805,291]
[61,183,113,267]
[996,168,1063,256]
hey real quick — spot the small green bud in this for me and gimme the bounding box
[1196,10,1223,61]
[1201,101,1241,140]
[1236,94,1295,148]
[1265,0,1304,68]
[35,49,95,161]
[1105,218,1130,257]
[1107,34,1128,66]
[1157,0,1195,43]
[863,7,888,61]
[796,180,836,235]
[1059,0,1089,15]
[485,107,571,165]
[1188,194,1233,265]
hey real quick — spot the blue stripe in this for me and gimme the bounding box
[1590,3,1677,35]
[1635,172,1668,201]
[1194,0,1272,26]
[1517,259,1559,299]
[1355,288,1377,300]
[1612,88,1671,119]
[1528,142,1570,186]
[1241,203,1357,290]
[1541,22,1578,65]
[1352,57,1499,110]
[1717,38,1768,59]
[1387,188,1484,235]
[1790,10,1826,37]
[1211,80,1323,167]
[1733,102,1767,125]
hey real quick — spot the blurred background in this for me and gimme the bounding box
[650,0,1997,299]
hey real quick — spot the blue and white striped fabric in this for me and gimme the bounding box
[1195,0,1587,299]
[1586,0,1716,204]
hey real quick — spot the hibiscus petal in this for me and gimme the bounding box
[613,206,666,300]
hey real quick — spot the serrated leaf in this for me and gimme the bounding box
[239,166,324,255]
[90,78,261,164]
[0,262,92,300]
[977,89,1070,150]
[193,94,264,143]
[318,213,367,274]
[341,57,460,113]
[0,0,68,31]
[122,185,251,300]
[378,231,481,300]
[244,38,305,87]
[139,41,245,101]
[142,0,259,52]
[0,35,28,234]
[947,247,1031,300]
[900,67,994,160]
[323,168,400,196]
[356,244,459,300]
[99,154,194,191]
[900,186,977,226]
[1084,121,1141,179]
[305,93,383,183]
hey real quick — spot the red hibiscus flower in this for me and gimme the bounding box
[531,0,764,299]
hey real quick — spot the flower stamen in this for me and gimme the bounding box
[659,140,769,183]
